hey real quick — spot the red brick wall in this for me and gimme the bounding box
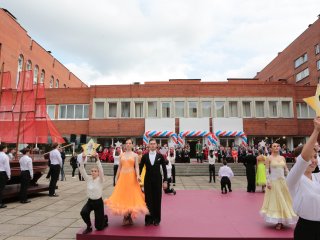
[0,9,87,89]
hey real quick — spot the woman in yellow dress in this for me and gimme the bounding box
[260,142,297,230]
[256,149,267,192]
[104,139,149,225]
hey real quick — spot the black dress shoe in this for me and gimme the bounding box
[49,194,59,197]
[82,227,92,234]
[20,200,31,204]
[173,190,177,195]
[153,222,160,226]
[0,204,7,208]
[145,222,152,226]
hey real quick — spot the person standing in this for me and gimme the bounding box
[77,150,87,181]
[48,143,62,197]
[0,145,10,208]
[243,149,256,193]
[167,147,176,186]
[112,147,122,186]
[208,149,216,183]
[70,153,78,178]
[140,138,168,226]
[196,140,203,163]
[80,153,108,234]
[60,148,66,181]
[218,161,234,194]
[7,149,16,161]
[164,160,176,195]
[19,148,33,203]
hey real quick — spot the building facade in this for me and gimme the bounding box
[256,15,320,86]
[0,8,87,89]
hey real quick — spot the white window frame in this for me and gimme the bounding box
[93,99,106,119]
[228,100,239,118]
[200,100,212,118]
[241,100,252,118]
[280,99,293,118]
[296,68,309,82]
[174,100,185,118]
[161,101,171,118]
[214,99,226,118]
[58,104,89,120]
[107,101,118,118]
[147,100,158,118]
[47,105,55,119]
[268,100,279,118]
[134,101,144,118]
[294,53,308,68]
[254,100,266,118]
[188,100,198,118]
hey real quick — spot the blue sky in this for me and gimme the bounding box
[1,0,319,85]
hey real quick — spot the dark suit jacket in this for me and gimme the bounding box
[140,153,168,185]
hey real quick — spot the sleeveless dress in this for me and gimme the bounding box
[104,154,149,218]
[260,158,297,224]
[256,155,267,186]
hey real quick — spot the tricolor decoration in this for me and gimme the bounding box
[178,131,211,146]
[215,130,248,146]
[143,130,178,145]
[207,133,218,146]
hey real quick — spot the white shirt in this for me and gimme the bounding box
[166,161,172,179]
[19,155,33,179]
[317,154,320,169]
[77,153,88,165]
[167,151,176,164]
[287,155,320,221]
[113,150,122,165]
[49,149,62,166]
[79,160,104,200]
[8,153,14,161]
[149,151,156,165]
[0,152,11,178]
[218,165,234,178]
[208,154,216,165]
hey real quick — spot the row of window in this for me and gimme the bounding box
[91,98,294,119]
[47,104,89,119]
[296,68,310,82]
[16,54,59,88]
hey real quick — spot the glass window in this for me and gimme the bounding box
[40,69,45,83]
[162,102,171,118]
[317,60,320,71]
[16,54,24,86]
[59,105,66,119]
[255,101,265,117]
[75,105,83,118]
[135,102,143,118]
[95,102,105,118]
[83,105,89,118]
[109,102,117,117]
[55,79,59,88]
[67,105,75,119]
[50,76,54,88]
[175,101,184,117]
[33,65,39,84]
[299,103,308,118]
[296,68,309,82]
[269,101,278,117]
[26,60,32,71]
[229,101,238,117]
[148,101,157,118]
[121,102,130,118]
[316,44,320,55]
[281,101,291,118]
[201,101,211,117]
[188,101,197,117]
[242,101,251,117]
[294,53,308,68]
[47,105,55,119]
[215,101,225,117]
[309,106,316,118]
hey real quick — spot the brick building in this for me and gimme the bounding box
[256,15,320,86]
[0,8,87,89]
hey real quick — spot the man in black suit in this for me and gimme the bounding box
[140,138,167,226]
[243,149,256,193]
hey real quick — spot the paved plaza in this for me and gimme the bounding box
[0,175,248,240]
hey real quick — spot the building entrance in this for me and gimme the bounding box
[187,138,202,158]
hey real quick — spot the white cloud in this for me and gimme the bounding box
[1,0,319,84]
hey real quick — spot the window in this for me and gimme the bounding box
[55,79,59,88]
[188,101,197,117]
[33,65,39,84]
[281,101,291,118]
[26,60,32,71]
[201,101,211,117]
[215,101,225,117]
[94,102,104,118]
[47,105,55,119]
[148,101,157,118]
[316,44,320,55]
[121,102,130,118]
[50,76,54,88]
[269,101,278,117]
[40,69,45,83]
[255,101,265,117]
[59,104,89,119]
[297,103,308,118]
[135,102,143,118]
[108,102,117,118]
[16,54,24,86]
[317,60,320,71]
[242,101,251,117]
[296,68,309,82]
[174,101,184,117]
[294,53,308,68]
[229,101,238,117]
[161,102,171,118]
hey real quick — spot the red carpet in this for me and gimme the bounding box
[77,190,294,240]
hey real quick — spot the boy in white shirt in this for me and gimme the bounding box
[218,161,234,194]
